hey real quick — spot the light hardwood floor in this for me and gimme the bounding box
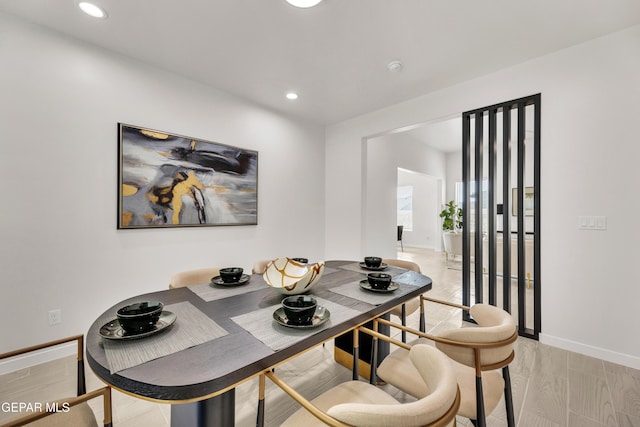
[1,248,639,426]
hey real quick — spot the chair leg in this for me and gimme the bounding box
[419,297,426,333]
[256,374,265,427]
[352,329,359,380]
[503,366,515,427]
[103,387,113,427]
[76,336,86,396]
[401,304,407,343]
[475,375,486,427]
[369,335,378,385]
[77,359,86,395]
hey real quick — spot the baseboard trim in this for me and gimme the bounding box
[0,342,76,376]
[539,333,640,370]
[400,244,433,250]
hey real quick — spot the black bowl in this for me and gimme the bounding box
[364,256,382,268]
[281,295,317,325]
[219,267,244,283]
[117,301,163,334]
[367,273,392,290]
[291,258,308,264]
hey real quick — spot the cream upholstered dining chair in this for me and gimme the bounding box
[382,259,424,342]
[168,267,221,289]
[373,301,517,427]
[0,335,112,427]
[264,344,460,427]
[251,259,273,274]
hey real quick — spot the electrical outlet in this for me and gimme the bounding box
[48,309,62,325]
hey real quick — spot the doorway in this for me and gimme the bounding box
[397,168,442,252]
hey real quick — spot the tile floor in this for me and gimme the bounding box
[1,248,639,426]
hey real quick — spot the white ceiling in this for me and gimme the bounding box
[2,0,640,129]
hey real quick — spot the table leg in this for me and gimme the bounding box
[334,313,390,381]
[171,388,235,427]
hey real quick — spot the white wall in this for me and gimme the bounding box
[0,13,326,355]
[398,169,439,250]
[363,131,446,256]
[326,25,640,368]
[445,151,461,203]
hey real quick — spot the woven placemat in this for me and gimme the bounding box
[188,277,268,302]
[322,266,340,275]
[230,297,361,351]
[328,279,419,306]
[338,262,407,277]
[102,301,228,374]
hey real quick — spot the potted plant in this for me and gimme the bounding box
[440,201,463,260]
[439,200,462,231]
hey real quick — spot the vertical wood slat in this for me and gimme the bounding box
[474,112,484,303]
[488,109,497,306]
[533,94,542,338]
[502,106,512,313]
[462,114,472,320]
[517,102,527,331]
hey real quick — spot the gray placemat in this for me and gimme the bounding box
[322,267,340,275]
[188,276,268,302]
[230,297,361,351]
[338,262,407,277]
[102,301,228,374]
[390,271,425,287]
[328,279,419,306]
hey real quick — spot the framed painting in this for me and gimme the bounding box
[118,123,258,229]
[512,187,534,216]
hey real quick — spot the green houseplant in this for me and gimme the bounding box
[439,200,462,231]
[440,200,463,261]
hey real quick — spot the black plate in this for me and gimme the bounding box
[359,279,399,293]
[99,311,177,340]
[211,274,251,287]
[358,262,388,271]
[273,306,330,329]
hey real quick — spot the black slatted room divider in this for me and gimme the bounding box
[461,94,540,339]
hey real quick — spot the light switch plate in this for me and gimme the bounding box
[578,216,606,230]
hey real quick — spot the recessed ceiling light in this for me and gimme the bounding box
[77,1,108,19]
[285,0,323,8]
[286,92,299,100]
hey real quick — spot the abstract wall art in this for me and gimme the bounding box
[118,124,258,229]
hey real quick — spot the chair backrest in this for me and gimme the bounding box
[327,345,459,427]
[397,225,404,240]
[0,335,112,427]
[435,304,516,368]
[251,259,273,274]
[169,267,221,289]
[382,258,421,273]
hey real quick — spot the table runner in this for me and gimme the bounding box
[338,262,407,278]
[188,276,268,302]
[328,279,420,306]
[230,297,361,351]
[102,301,228,374]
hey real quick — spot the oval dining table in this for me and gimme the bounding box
[85,260,432,427]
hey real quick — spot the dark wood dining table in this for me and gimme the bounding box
[85,260,432,427]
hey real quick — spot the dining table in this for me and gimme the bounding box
[85,259,432,427]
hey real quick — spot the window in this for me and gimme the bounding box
[397,186,413,231]
[455,180,488,210]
